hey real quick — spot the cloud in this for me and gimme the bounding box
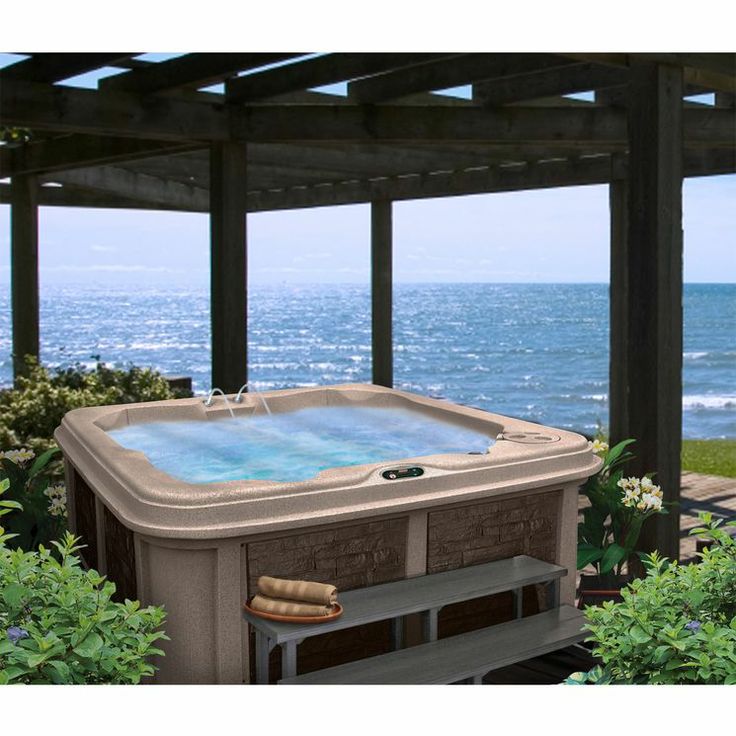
[90,244,117,253]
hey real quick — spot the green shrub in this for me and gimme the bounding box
[0,480,168,684]
[0,356,186,453]
[568,513,736,684]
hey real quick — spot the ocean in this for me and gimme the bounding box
[0,282,733,439]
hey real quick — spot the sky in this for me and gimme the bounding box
[1,52,735,287]
[1,176,734,287]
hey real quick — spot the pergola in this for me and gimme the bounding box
[1,52,735,559]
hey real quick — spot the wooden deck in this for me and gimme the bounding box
[679,471,736,561]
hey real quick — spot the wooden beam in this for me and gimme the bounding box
[225,53,445,103]
[0,78,229,142]
[210,142,248,393]
[100,53,303,95]
[620,62,684,560]
[562,53,736,94]
[3,78,734,144]
[473,63,628,106]
[608,172,629,448]
[371,201,393,388]
[0,134,201,177]
[1,147,730,213]
[0,53,134,83]
[348,53,573,103]
[48,166,209,211]
[10,175,40,380]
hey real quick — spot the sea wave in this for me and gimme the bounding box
[683,395,736,410]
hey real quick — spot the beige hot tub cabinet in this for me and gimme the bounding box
[55,384,601,684]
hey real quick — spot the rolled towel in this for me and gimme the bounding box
[250,594,333,617]
[258,575,338,606]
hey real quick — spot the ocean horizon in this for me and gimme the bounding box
[1,281,734,439]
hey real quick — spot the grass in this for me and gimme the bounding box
[682,439,736,478]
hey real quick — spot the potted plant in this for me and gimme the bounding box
[577,438,668,607]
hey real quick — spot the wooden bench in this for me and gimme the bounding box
[280,605,585,684]
[243,554,577,684]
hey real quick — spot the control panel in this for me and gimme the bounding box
[381,466,425,481]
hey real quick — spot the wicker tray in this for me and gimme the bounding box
[243,600,343,624]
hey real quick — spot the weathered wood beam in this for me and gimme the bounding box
[3,79,734,144]
[210,142,248,393]
[231,105,733,144]
[47,166,209,211]
[10,175,40,380]
[225,53,445,103]
[244,148,731,211]
[473,63,628,106]
[0,78,230,141]
[619,62,684,560]
[0,134,201,177]
[562,53,736,94]
[0,53,135,83]
[0,182,195,210]
[371,201,393,388]
[348,53,573,103]
[2,148,730,213]
[100,53,304,95]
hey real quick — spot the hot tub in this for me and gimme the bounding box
[55,383,600,683]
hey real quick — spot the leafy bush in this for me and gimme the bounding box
[0,481,168,684]
[1,447,65,550]
[569,513,736,684]
[0,356,187,453]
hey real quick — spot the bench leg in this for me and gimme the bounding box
[546,579,560,610]
[512,588,523,619]
[422,607,440,642]
[390,617,404,650]
[472,674,484,685]
[282,640,298,680]
[255,630,271,684]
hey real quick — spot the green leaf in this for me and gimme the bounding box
[2,582,29,608]
[599,543,628,574]
[73,631,103,659]
[27,447,60,479]
[577,544,604,570]
[629,626,652,645]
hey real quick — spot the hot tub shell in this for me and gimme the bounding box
[55,383,601,683]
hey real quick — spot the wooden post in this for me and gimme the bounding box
[619,62,684,560]
[608,174,628,444]
[10,174,40,381]
[209,142,248,394]
[371,200,393,387]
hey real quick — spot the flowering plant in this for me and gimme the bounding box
[577,438,667,578]
[0,446,64,550]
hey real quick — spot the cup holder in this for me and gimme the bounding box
[498,431,560,444]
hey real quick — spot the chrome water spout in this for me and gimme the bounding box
[233,382,272,416]
[203,387,235,418]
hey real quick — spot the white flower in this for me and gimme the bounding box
[0,448,35,465]
[591,439,609,456]
[44,483,67,517]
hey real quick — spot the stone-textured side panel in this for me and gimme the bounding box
[427,491,561,639]
[72,469,98,570]
[103,506,137,603]
[246,517,408,682]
